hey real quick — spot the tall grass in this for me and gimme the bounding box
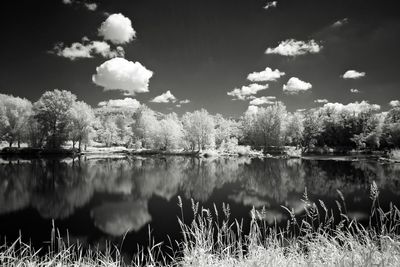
[2,182,400,266]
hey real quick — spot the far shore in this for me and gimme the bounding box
[0,145,397,162]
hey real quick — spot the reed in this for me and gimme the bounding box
[2,183,400,266]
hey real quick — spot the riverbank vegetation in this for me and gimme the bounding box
[1,183,400,266]
[1,90,400,156]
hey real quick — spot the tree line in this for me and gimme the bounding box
[1,90,400,152]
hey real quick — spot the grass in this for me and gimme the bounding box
[2,182,400,266]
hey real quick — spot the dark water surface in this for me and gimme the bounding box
[0,155,400,255]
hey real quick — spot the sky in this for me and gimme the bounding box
[1,0,400,117]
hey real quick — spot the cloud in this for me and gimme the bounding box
[151,90,177,103]
[314,99,328,104]
[52,39,124,60]
[342,70,366,79]
[265,39,322,56]
[350,88,360,94]
[62,0,73,4]
[92,58,153,95]
[85,3,97,11]
[227,84,269,100]
[389,100,400,107]
[247,67,285,82]
[322,101,380,114]
[283,77,312,94]
[264,1,277,10]
[332,18,349,28]
[98,13,136,44]
[98,98,141,109]
[249,96,276,106]
[179,99,191,104]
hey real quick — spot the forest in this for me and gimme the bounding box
[1,89,400,154]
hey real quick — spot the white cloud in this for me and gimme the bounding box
[264,1,277,10]
[98,98,141,109]
[151,90,177,103]
[92,58,153,95]
[266,39,322,56]
[62,0,73,4]
[342,70,366,79]
[350,88,360,94]
[332,18,348,28]
[53,40,124,60]
[249,96,276,106]
[322,101,380,114]
[85,3,97,11]
[247,67,285,82]
[227,84,268,100]
[179,99,191,104]
[283,77,312,94]
[389,100,400,107]
[314,99,328,104]
[98,13,136,44]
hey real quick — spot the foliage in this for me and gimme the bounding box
[182,109,215,151]
[0,94,32,147]
[33,90,77,149]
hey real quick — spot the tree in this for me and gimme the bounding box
[33,90,77,149]
[0,94,32,147]
[132,105,160,149]
[158,113,183,150]
[381,108,400,148]
[301,110,323,151]
[69,101,95,150]
[182,109,215,151]
[283,112,304,147]
[214,114,241,148]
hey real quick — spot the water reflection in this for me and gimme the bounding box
[0,155,400,241]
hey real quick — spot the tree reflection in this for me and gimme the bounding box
[1,156,400,236]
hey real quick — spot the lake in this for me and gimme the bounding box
[0,155,400,256]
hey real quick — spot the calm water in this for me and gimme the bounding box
[1,154,400,255]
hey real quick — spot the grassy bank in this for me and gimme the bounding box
[1,183,400,266]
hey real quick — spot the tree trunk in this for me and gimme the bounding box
[17,139,20,148]
[78,138,82,151]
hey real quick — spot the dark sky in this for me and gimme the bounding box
[1,0,400,116]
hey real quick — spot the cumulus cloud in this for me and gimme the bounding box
[227,84,269,100]
[151,90,177,103]
[332,18,349,28]
[389,100,400,107]
[264,1,277,10]
[85,3,97,11]
[342,70,366,79]
[249,96,276,106]
[322,101,380,114]
[350,88,360,94]
[98,13,136,44]
[266,39,322,56]
[247,67,285,82]
[283,77,312,94]
[98,97,141,109]
[92,58,153,95]
[314,99,328,104]
[179,99,190,104]
[52,39,124,60]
